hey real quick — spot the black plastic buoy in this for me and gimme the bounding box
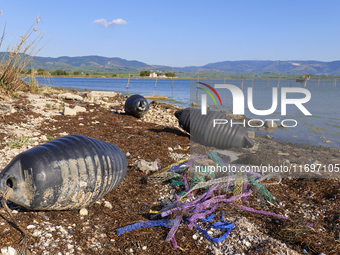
[0,135,127,210]
[175,108,254,149]
[124,95,149,118]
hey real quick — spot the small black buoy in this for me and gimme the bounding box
[124,95,149,118]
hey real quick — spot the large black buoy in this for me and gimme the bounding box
[0,135,127,210]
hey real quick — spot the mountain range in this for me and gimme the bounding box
[25,54,340,75]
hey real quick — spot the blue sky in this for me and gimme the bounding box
[0,0,339,67]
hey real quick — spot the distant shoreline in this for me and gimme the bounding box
[32,75,340,82]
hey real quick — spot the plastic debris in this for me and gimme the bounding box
[120,151,286,250]
[236,204,289,220]
[193,211,234,243]
[247,176,276,203]
[134,159,161,174]
[116,218,175,235]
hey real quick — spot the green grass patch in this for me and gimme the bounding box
[7,136,31,148]
[308,127,327,133]
[11,93,20,99]
[45,135,54,141]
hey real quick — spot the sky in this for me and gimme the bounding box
[0,0,339,67]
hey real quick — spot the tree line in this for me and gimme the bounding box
[21,68,177,78]
[140,70,176,77]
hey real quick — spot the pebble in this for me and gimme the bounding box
[32,230,42,237]
[0,246,16,255]
[193,233,199,240]
[27,225,36,229]
[79,208,88,216]
[142,246,147,251]
[104,201,113,209]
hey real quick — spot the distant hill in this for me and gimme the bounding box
[14,54,340,75]
[28,55,156,72]
[197,60,340,75]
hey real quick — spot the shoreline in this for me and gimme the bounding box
[32,77,340,150]
[0,86,339,254]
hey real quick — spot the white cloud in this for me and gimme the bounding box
[93,18,127,28]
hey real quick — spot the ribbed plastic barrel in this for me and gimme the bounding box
[0,135,127,210]
[124,95,149,118]
[175,108,254,149]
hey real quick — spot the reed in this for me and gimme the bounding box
[0,16,45,94]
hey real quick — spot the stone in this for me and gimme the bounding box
[63,107,77,116]
[104,201,113,209]
[296,157,313,165]
[191,102,199,108]
[214,150,241,162]
[79,208,88,216]
[32,230,42,237]
[63,106,87,116]
[247,130,255,139]
[174,144,182,150]
[0,247,16,255]
[245,241,251,248]
[264,120,278,128]
[85,91,120,102]
[58,93,83,101]
[74,105,87,113]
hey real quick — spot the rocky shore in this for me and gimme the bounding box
[0,87,339,254]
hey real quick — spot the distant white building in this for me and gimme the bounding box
[149,72,157,78]
[158,75,167,78]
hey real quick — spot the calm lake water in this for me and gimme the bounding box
[37,77,340,149]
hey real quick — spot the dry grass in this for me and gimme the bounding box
[0,16,45,94]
